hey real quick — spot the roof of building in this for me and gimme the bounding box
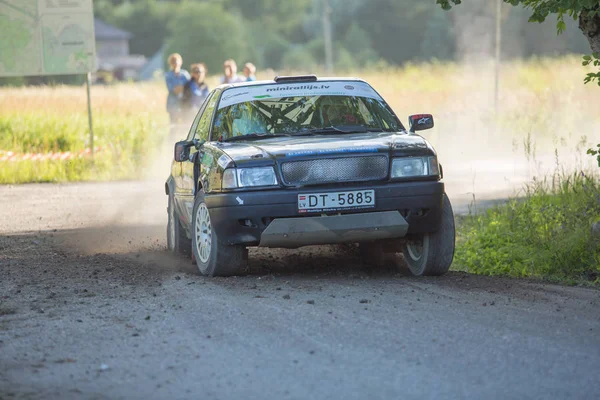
[94,18,132,40]
[138,44,165,81]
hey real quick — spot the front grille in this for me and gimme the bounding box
[281,155,388,185]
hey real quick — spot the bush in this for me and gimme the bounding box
[455,171,600,284]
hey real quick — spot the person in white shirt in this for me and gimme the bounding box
[220,59,245,84]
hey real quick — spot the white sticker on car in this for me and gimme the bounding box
[218,81,383,109]
[217,154,232,169]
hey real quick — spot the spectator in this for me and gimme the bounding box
[165,53,190,124]
[182,63,210,115]
[243,62,257,81]
[220,59,245,84]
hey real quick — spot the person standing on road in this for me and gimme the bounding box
[165,53,190,124]
[182,63,210,122]
[243,62,257,81]
[220,59,245,84]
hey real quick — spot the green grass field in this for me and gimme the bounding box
[454,171,600,284]
[0,112,166,183]
[0,81,171,183]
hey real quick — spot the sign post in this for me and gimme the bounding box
[0,0,97,155]
[86,72,94,157]
[494,0,502,115]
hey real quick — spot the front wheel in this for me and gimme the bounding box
[402,193,455,276]
[191,191,247,276]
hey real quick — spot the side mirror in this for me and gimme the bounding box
[174,139,205,162]
[408,114,434,133]
[174,140,192,162]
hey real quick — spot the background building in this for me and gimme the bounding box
[94,18,147,82]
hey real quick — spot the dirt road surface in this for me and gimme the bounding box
[1,176,599,399]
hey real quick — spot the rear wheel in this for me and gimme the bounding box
[192,191,247,276]
[402,193,455,276]
[167,193,191,255]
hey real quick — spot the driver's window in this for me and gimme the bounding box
[195,91,219,141]
[186,91,214,141]
[186,106,205,141]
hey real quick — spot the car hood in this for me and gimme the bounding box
[217,132,435,167]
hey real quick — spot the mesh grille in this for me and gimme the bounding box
[281,156,388,185]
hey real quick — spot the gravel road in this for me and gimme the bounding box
[1,180,599,400]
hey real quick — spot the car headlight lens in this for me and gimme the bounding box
[222,167,278,189]
[238,167,277,187]
[391,156,439,178]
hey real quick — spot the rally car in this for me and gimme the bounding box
[165,75,455,276]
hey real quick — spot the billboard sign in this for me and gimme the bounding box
[0,0,96,76]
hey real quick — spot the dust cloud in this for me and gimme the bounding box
[423,1,600,204]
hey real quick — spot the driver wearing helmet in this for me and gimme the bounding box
[320,97,361,126]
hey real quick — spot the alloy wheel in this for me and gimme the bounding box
[195,203,212,263]
[406,235,428,262]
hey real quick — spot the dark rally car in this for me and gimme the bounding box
[165,75,455,276]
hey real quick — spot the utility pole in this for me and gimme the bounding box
[323,0,333,74]
[494,0,502,114]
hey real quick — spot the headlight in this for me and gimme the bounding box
[222,167,278,189]
[391,156,439,178]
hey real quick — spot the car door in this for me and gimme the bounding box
[172,93,211,227]
[178,90,220,225]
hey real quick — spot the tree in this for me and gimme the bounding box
[164,2,249,74]
[436,0,600,85]
[353,0,455,64]
[222,0,312,69]
[420,7,455,60]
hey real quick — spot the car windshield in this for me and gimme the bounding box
[212,81,404,141]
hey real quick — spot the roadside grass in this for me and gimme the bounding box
[454,170,600,284]
[0,111,167,183]
[0,83,170,183]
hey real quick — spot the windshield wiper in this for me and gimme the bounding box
[222,133,289,142]
[293,125,384,136]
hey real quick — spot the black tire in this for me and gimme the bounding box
[191,191,247,277]
[167,193,191,255]
[402,193,455,276]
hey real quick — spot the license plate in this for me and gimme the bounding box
[298,190,375,213]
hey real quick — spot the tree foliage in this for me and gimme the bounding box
[164,2,249,74]
[437,0,600,85]
[89,0,592,72]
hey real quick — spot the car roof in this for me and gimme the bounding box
[216,76,367,91]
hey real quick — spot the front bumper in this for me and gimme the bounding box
[205,180,445,247]
[259,211,408,248]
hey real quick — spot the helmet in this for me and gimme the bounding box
[318,96,360,125]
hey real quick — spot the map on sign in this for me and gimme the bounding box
[0,0,96,76]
